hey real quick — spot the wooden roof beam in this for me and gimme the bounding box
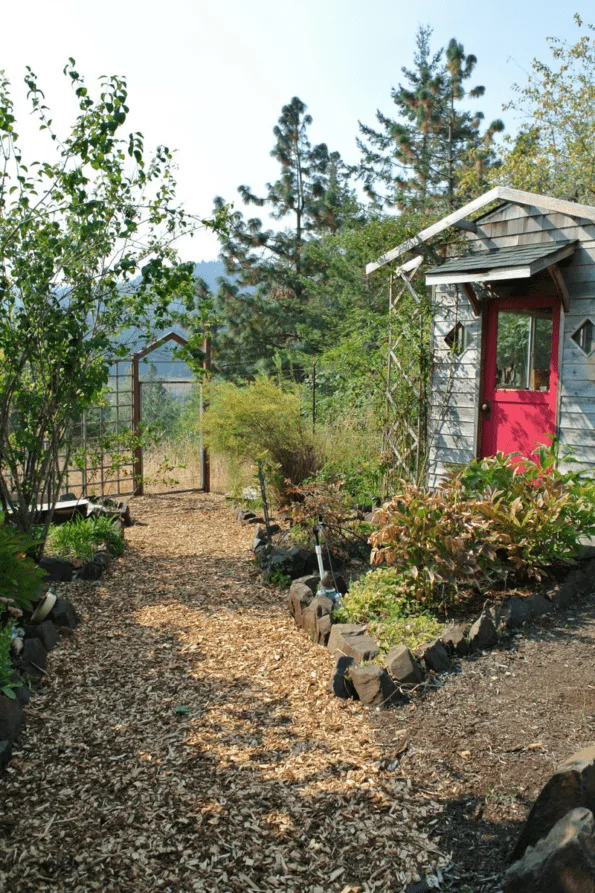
[366,188,595,276]
[547,263,570,312]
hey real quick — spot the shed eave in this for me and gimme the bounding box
[426,266,532,285]
[425,241,578,287]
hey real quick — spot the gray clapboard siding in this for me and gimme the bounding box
[427,197,595,485]
[428,283,480,482]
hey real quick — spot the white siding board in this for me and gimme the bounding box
[427,202,595,484]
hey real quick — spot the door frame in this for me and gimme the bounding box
[475,294,563,459]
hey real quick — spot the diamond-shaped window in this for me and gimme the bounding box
[571,319,595,355]
[444,322,472,356]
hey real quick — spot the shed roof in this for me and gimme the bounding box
[366,187,595,275]
[425,240,577,286]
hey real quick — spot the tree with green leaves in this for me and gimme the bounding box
[496,15,595,202]
[212,96,359,376]
[358,26,504,212]
[141,364,182,435]
[0,61,221,540]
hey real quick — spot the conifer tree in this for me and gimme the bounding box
[213,97,358,375]
[358,26,504,212]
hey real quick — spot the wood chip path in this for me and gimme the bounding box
[0,494,446,893]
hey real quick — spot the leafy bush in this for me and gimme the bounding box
[0,625,20,700]
[288,477,371,560]
[0,523,45,618]
[337,568,445,652]
[45,515,125,561]
[203,377,320,502]
[370,445,595,608]
[314,455,384,507]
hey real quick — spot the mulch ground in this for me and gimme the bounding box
[1,493,594,893]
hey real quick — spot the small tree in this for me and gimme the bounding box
[496,14,595,202]
[213,96,359,375]
[0,61,219,541]
[203,377,320,502]
[358,26,503,212]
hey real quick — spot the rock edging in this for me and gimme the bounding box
[287,557,595,709]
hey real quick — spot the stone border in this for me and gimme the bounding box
[0,593,80,771]
[0,510,130,772]
[288,558,595,707]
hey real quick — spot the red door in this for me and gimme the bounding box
[480,296,560,458]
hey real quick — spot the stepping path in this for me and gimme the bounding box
[0,494,444,892]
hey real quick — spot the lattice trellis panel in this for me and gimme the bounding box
[383,257,430,486]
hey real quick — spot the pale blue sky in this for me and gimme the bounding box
[1,1,592,259]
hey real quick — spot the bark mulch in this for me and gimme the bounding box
[0,494,447,893]
[374,583,595,892]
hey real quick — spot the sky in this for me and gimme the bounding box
[1,1,592,261]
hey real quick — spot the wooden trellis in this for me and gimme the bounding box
[383,255,429,485]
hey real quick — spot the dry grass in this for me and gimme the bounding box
[0,493,447,892]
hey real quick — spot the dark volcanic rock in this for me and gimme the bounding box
[441,624,469,656]
[327,623,366,657]
[505,807,595,893]
[302,595,334,644]
[422,640,453,673]
[0,739,12,771]
[506,595,535,628]
[469,612,498,652]
[329,656,358,700]
[38,556,73,583]
[511,745,595,862]
[49,597,79,630]
[18,638,48,679]
[385,645,424,687]
[288,582,315,629]
[0,695,24,742]
[334,634,379,666]
[24,620,59,652]
[350,666,401,707]
[315,613,332,646]
[76,559,104,581]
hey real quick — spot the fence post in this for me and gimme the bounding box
[200,334,211,493]
[132,352,144,496]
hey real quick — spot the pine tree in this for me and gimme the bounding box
[358,26,504,212]
[213,97,359,375]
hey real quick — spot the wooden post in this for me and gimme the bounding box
[132,352,143,496]
[257,460,272,542]
[312,360,316,433]
[200,333,211,493]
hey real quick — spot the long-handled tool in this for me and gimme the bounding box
[313,522,342,605]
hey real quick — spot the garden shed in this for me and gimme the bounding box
[367,187,595,488]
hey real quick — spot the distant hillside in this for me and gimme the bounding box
[193,260,225,291]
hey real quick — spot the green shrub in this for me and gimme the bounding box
[337,568,445,652]
[370,445,595,608]
[315,455,384,507]
[45,515,125,561]
[0,625,20,699]
[288,477,370,560]
[203,377,320,502]
[0,523,45,618]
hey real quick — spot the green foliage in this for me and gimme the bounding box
[370,445,595,608]
[0,624,20,700]
[212,96,361,377]
[358,25,504,212]
[288,476,370,561]
[0,61,222,542]
[203,377,320,501]
[140,364,182,436]
[266,567,292,589]
[496,15,595,202]
[45,515,125,562]
[337,568,445,652]
[0,523,44,617]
